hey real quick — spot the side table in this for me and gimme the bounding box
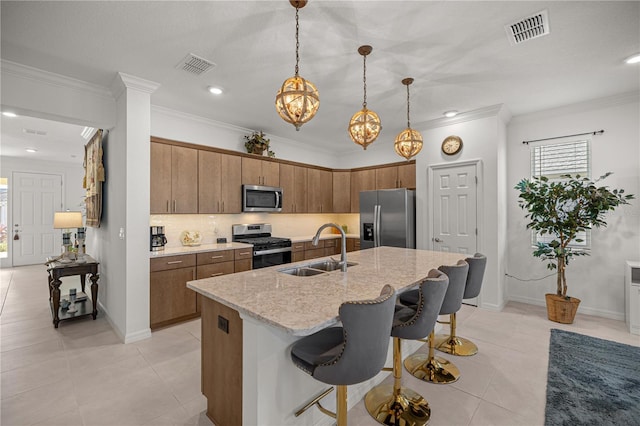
[46,255,99,328]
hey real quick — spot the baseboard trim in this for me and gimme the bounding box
[508,295,624,321]
[98,301,152,344]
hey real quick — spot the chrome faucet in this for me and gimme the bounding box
[312,223,347,272]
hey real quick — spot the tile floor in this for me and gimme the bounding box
[2,264,638,426]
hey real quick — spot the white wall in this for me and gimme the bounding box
[0,157,86,267]
[413,107,509,311]
[506,92,640,319]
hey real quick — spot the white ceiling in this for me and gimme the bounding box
[1,1,639,162]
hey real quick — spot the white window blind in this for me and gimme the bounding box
[530,139,591,248]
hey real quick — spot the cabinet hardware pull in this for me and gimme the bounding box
[217,201,220,212]
[173,200,177,212]
[222,201,225,212]
[211,255,224,259]
[239,252,250,256]
[167,260,183,264]
[210,272,224,277]
[166,200,169,212]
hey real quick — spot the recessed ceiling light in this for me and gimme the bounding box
[208,86,223,95]
[2,112,17,118]
[624,53,640,64]
[444,110,458,118]
[25,148,37,153]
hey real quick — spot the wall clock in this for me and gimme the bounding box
[441,135,463,155]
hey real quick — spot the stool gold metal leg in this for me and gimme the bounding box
[404,331,460,384]
[433,313,479,356]
[336,385,347,426]
[365,337,431,425]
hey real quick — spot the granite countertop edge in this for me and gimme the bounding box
[150,242,253,258]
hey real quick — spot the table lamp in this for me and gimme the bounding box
[53,211,83,258]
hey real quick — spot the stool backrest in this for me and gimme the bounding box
[463,253,487,299]
[438,260,469,315]
[314,285,396,385]
[393,269,449,340]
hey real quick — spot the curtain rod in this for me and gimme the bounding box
[522,129,604,145]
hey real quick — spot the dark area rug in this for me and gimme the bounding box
[545,329,640,426]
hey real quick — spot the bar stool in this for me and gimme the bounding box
[401,260,469,384]
[365,269,449,426]
[434,253,487,356]
[290,285,396,426]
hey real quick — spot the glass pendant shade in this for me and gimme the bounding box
[275,75,320,131]
[348,108,381,150]
[394,128,423,160]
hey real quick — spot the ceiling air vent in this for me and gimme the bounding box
[176,53,216,76]
[505,10,550,45]
[22,128,47,136]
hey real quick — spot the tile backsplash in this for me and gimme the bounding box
[150,213,360,248]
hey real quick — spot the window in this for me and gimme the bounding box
[530,140,591,249]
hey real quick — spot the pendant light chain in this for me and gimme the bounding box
[406,83,411,128]
[362,54,367,109]
[294,6,300,76]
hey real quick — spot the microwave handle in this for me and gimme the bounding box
[275,191,280,209]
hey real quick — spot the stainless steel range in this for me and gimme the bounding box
[232,223,292,269]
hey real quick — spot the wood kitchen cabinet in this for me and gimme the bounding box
[150,254,197,329]
[307,168,333,213]
[234,248,253,272]
[242,157,279,187]
[346,237,361,252]
[397,163,416,189]
[150,143,198,214]
[375,163,416,190]
[332,171,351,213]
[350,169,376,212]
[291,241,306,262]
[279,164,308,213]
[198,151,242,213]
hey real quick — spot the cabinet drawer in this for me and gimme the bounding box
[234,259,252,273]
[197,250,234,266]
[304,240,324,250]
[304,248,325,260]
[197,262,235,279]
[234,248,253,260]
[292,251,305,263]
[324,238,338,248]
[291,242,306,253]
[150,254,196,272]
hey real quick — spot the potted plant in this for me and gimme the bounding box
[244,131,275,157]
[515,173,633,323]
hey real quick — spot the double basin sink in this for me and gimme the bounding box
[278,260,358,277]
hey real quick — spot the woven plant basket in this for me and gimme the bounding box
[545,293,581,324]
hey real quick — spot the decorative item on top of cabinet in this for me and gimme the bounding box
[241,157,280,187]
[307,168,333,213]
[244,131,275,158]
[150,143,198,214]
[279,164,308,213]
[198,150,242,213]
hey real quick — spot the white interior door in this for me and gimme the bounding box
[431,162,479,304]
[12,172,63,266]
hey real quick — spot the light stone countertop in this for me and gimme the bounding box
[187,246,466,336]
[150,242,253,258]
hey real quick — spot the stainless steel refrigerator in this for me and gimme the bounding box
[360,188,416,249]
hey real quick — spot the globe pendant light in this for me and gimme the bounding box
[275,0,319,131]
[348,45,381,150]
[394,78,423,160]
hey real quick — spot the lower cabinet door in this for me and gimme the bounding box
[150,267,197,328]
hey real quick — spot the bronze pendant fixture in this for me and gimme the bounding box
[348,45,382,150]
[394,78,423,161]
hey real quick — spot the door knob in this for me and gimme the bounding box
[433,237,443,243]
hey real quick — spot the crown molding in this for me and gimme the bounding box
[510,91,640,124]
[0,60,114,100]
[111,72,160,99]
[415,104,506,130]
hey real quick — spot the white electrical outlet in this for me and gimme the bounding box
[119,227,125,239]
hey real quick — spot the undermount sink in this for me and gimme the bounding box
[278,261,358,277]
[306,260,358,272]
[278,267,326,277]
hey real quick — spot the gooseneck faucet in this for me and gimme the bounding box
[312,223,347,272]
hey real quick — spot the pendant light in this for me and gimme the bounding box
[348,45,381,149]
[275,0,319,131]
[394,78,423,160]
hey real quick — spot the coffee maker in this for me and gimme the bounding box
[150,226,167,251]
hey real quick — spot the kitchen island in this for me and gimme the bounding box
[187,247,466,426]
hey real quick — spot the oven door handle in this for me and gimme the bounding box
[254,247,292,256]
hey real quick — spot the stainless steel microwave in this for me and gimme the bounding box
[242,185,283,212]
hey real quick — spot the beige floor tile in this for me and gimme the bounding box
[0,380,80,426]
[134,327,202,366]
[1,337,66,372]
[151,348,202,405]
[66,338,142,373]
[469,400,539,426]
[1,356,71,399]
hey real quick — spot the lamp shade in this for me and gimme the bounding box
[53,211,83,229]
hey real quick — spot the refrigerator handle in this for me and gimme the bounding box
[374,204,380,247]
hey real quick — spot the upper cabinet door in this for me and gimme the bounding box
[375,167,398,190]
[332,171,351,213]
[307,169,332,213]
[220,154,242,213]
[262,161,280,187]
[350,169,375,212]
[171,146,198,213]
[241,157,262,185]
[279,164,295,213]
[198,151,222,213]
[293,166,308,213]
[397,163,416,189]
[150,142,172,214]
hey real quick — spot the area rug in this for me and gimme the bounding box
[545,329,640,426]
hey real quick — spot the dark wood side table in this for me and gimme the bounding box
[46,255,99,328]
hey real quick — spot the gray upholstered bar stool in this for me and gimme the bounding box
[434,253,487,356]
[401,259,469,384]
[364,269,449,426]
[290,285,396,426]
